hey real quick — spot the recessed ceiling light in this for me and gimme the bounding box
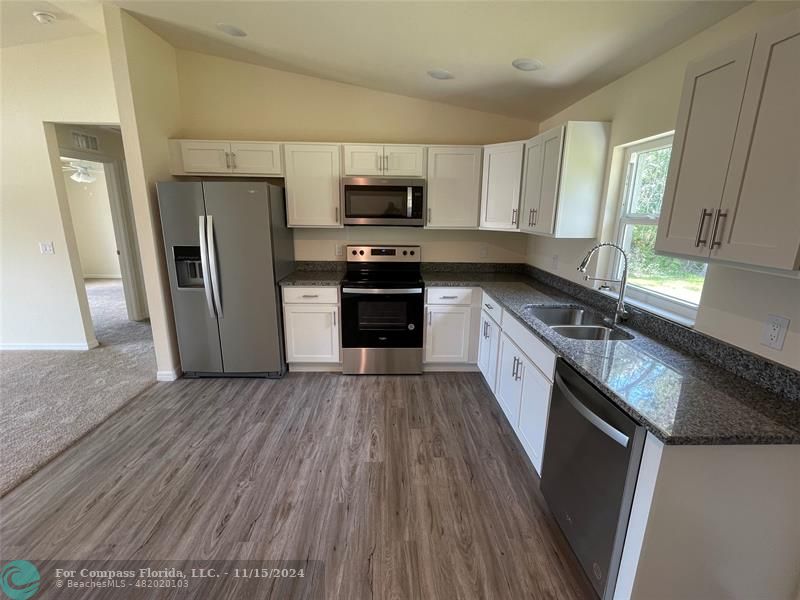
[427,69,454,81]
[32,11,57,25]
[216,23,247,37]
[512,58,545,72]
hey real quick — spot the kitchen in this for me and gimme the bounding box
[1,2,799,599]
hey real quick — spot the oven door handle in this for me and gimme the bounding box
[342,288,423,295]
[554,372,629,448]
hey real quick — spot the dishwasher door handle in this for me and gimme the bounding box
[555,372,629,448]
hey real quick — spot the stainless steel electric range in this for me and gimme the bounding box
[340,245,424,375]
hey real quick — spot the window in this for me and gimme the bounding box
[613,135,706,322]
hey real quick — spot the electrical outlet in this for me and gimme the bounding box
[551,254,559,272]
[479,245,489,258]
[760,314,789,350]
[334,244,344,257]
[39,241,55,255]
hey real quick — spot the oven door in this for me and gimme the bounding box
[341,287,424,348]
[342,177,425,226]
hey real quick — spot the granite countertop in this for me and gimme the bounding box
[280,268,799,445]
[279,270,344,287]
[456,278,800,446]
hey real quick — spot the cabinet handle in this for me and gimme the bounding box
[527,208,533,227]
[384,155,389,171]
[532,208,537,226]
[440,295,458,300]
[333,311,336,327]
[428,207,432,224]
[224,152,231,169]
[511,356,518,379]
[231,152,237,169]
[511,208,518,225]
[482,321,488,338]
[301,294,319,298]
[484,303,494,310]
[376,154,381,171]
[694,208,714,247]
[335,206,340,223]
[710,209,728,249]
[428,311,432,326]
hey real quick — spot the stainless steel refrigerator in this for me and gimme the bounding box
[157,180,294,377]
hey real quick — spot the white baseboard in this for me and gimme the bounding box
[156,367,181,381]
[423,364,479,372]
[0,341,96,351]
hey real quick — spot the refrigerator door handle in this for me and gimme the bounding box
[206,215,223,317]
[198,215,216,317]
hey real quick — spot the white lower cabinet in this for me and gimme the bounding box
[481,309,555,476]
[517,360,552,474]
[425,305,471,363]
[495,334,524,426]
[283,303,340,363]
[477,310,500,392]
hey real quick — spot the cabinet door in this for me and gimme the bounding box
[715,14,800,270]
[519,135,545,233]
[283,304,340,363]
[477,311,500,392]
[495,334,523,428]
[425,305,471,363]
[426,147,482,228]
[655,37,755,258]
[342,144,384,176]
[533,126,565,235]
[229,142,283,175]
[180,141,231,173]
[517,358,552,475]
[384,145,425,177]
[480,142,524,230]
[284,144,342,227]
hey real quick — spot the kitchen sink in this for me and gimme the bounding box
[550,325,634,341]
[522,305,611,327]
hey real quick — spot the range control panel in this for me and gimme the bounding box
[346,245,421,263]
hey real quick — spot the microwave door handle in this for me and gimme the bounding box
[407,187,413,218]
[554,372,629,447]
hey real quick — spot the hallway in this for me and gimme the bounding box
[0,280,155,495]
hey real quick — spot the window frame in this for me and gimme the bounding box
[608,133,703,325]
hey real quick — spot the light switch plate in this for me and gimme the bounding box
[334,244,344,257]
[39,241,55,255]
[761,314,789,350]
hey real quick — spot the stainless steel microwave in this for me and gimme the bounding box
[342,177,426,226]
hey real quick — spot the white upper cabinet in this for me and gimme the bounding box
[656,8,800,271]
[342,144,425,177]
[656,38,755,259]
[480,141,524,230]
[715,13,800,270]
[229,142,283,175]
[179,141,230,173]
[519,122,610,237]
[425,146,482,228]
[284,144,342,228]
[175,140,283,175]
[342,145,383,176]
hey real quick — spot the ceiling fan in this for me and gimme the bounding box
[61,160,101,184]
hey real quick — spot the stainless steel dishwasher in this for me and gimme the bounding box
[541,359,646,600]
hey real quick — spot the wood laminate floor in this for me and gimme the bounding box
[0,373,593,599]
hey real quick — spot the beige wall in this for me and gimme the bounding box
[104,6,182,377]
[63,166,121,278]
[525,2,800,370]
[0,34,119,349]
[294,228,528,263]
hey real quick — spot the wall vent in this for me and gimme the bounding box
[71,131,99,152]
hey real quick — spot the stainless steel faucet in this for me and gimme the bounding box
[577,242,629,324]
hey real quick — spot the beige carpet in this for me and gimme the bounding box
[0,279,155,495]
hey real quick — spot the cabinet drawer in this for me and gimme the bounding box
[426,287,473,305]
[283,287,338,304]
[500,311,556,380]
[480,291,502,323]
